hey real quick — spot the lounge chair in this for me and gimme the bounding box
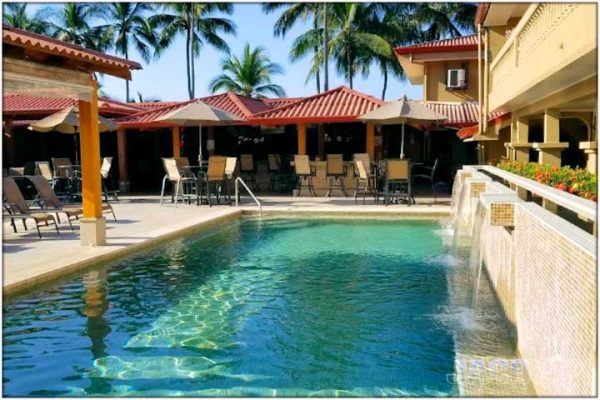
[160,158,196,207]
[293,155,315,197]
[412,158,439,204]
[353,160,372,205]
[326,154,347,197]
[240,154,258,191]
[27,175,116,227]
[3,177,60,238]
[383,159,412,206]
[100,157,119,202]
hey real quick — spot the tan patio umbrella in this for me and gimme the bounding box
[156,101,242,165]
[29,106,117,165]
[359,96,447,159]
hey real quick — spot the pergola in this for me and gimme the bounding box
[3,25,141,246]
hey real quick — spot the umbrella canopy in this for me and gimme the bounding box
[156,100,242,164]
[358,96,447,125]
[29,106,117,133]
[359,96,447,159]
[29,106,117,164]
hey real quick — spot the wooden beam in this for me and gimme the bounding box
[172,126,181,158]
[117,127,129,192]
[297,123,307,155]
[78,79,104,219]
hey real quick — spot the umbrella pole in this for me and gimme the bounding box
[400,122,405,159]
[198,123,203,165]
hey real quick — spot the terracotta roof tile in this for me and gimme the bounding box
[249,86,384,124]
[394,34,478,55]
[3,25,141,74]
[262,97,303,108]
[3,94,143,117]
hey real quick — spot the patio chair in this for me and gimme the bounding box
[3,177,60,238]
[353,160,372,205]
[160,158,196,207]
[240,154,258,191]
[51,157,75,196]
[384,159,412,206]
[204,156,229,207]
[353,153,375,190]
[35,161,55,184]
[27,175,116,226]
[8,167,24,176]
[100,157,119,202]
[267,154,281,191]
[326,154,347,197]
[174,157,195,178]
[412,158,439,204]
[293,155,315,197]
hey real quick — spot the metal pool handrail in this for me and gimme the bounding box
[234,177,262,217]
[476,165,596,222]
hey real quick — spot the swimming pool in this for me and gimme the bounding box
[3,218,519,396]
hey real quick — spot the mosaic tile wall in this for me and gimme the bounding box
[481,203,597,396]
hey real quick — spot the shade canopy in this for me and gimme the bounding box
[155,101,242,126]
[29,106,117,133]
[358,97,447,125]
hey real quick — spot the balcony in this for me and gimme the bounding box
[488,3,597,113]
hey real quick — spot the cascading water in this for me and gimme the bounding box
[451,183,469,251]
[466,200,488,309]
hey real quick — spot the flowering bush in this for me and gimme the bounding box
[496,159,597,202]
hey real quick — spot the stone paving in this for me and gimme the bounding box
[3,194,450,296]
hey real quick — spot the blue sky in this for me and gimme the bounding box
[29,3,424,102]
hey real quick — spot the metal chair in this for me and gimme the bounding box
[412,158,439,204]
[35,161,55,185]
[353,153,375,191]
[203,156,229,207]
[353,160,372,205]
[100,157,119,202]
[240,154,258,191]
[384,159,412,206]
[160,158,196,207]
[326,154,347,197]
[267,154,281,192]
[293,155,315,196]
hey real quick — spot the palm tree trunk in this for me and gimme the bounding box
[315,68,320,93]
[381,67,388,100]
[348,52,353,89]
[186,28,192,100]
[190,13,196,99]
[125,48,130,102]
[323,2,329,91]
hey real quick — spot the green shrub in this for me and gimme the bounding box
[496,159,597,202]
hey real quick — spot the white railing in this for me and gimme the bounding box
[234,177,262,217]
[475,165,596,222]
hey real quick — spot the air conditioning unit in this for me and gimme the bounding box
[447,69,466,89]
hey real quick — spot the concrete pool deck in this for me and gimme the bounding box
[3,194,450,296]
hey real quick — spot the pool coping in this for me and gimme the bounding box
[4,207,451,298]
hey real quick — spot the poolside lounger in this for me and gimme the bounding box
[26,175,117,226]
[3,177,60,238]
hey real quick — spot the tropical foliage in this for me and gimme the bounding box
[209,43,286,98]
[496,159,597,202]
[3,3,49,34]
[150,3,236,99]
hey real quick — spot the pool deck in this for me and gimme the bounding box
[3,194,450,296]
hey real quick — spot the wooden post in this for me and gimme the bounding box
[366,122,375,159]
[317,124,325,159]
[78,78,106,246]
[117,127,129,192]
[297,123,306,155]
[172,126,181,158]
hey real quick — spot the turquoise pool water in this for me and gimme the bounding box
[4,218,463,396]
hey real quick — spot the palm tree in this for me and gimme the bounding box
[262,3,326,93]
[42,3,112,52]
[98,3,159,102]
[209,42,285,98]
[3,3,49,34]
[410,3,477,41]
[151,3,236,99]
[328,3,391,89]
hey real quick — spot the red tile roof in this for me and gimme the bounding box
[201,92,270,118]
[457,111,511,140]
[134,101,183,109]
[262,97,304,108]
[2,94,143,117]
[117,100,194,128]
[249,86,384,125]
[3,25,141,77]
[394,34,478,55]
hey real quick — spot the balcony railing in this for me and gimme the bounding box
[488,3,596,112]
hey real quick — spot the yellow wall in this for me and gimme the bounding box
[424,60,479,102]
